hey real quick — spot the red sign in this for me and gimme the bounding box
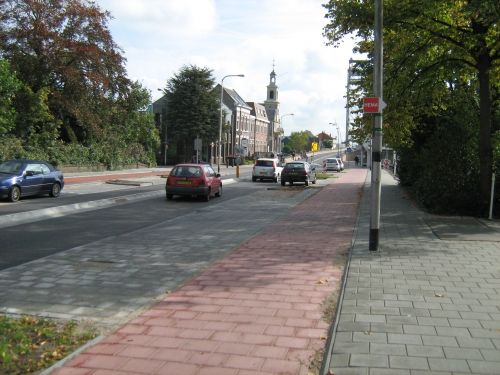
[363,97,386,114]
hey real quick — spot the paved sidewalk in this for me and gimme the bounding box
[49,169,368,375]
[325,171,500,375]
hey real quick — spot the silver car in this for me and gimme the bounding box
[252,158,282,182]
[323,158,342,172]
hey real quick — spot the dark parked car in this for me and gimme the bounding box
[281,161,317,186]
[0,159,64,202]
[166,163,222,201]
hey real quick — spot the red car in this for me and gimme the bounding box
[165,163,222,201]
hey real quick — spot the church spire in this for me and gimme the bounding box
[266,61,278,102]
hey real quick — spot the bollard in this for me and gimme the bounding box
[236,164,240,178]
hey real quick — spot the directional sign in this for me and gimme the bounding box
[363,97,387,114]
[194,137,202,151]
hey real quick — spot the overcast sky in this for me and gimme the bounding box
[96,0,359,140]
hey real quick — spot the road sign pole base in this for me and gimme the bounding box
[369,228,379,251]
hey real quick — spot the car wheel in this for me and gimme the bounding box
[273,176,278,183]
[305,177,309,186]
[50,182,61,197]
[166,194,173,200]
[9,186,20,202]
[215,185,222,197]
[252,176,257,182]
[204,189,211,201]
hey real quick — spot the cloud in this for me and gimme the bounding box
[102,0,216,38]
[96,0,360,138]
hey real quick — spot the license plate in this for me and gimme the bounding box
[177,180,191,185]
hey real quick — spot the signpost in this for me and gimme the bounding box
[194,137,202,163]
[363,97,386,114]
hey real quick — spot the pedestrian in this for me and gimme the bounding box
[354,156,359,166]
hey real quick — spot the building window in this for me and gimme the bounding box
[269,90,274,100]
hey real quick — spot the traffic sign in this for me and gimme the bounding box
[363,97,386,114]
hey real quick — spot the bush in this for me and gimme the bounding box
[0,137,156,168]
[398,114,481,215]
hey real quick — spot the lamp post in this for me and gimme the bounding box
[219,74,244,173]
[157,88,167,165]
[279,113,294,154]
[329,122,341,158]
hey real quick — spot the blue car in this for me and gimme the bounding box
[0,159,64,202]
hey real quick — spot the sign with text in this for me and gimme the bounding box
[363,97,386,114]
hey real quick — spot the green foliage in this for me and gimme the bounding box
[0,59,20,136]
[164,65,219,162]
[398,91,481,214]
[288,130,314,153]
[323,0,499,215]
[0,315,97,374]
[0,1,158,168]
[322,139,333,149]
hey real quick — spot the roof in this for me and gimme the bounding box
[246,102,269,120]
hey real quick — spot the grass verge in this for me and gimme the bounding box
[0,315,98,374]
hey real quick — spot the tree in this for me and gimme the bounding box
[164,65,219,162]
[0,0,129,143]
[0,59,20,136]
[288,130,314,153]
[323,0,499,213]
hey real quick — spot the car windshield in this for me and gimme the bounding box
[171,166,202,177]
[285,163,305,170]
[0,160,23,174]
[256,160,274,167]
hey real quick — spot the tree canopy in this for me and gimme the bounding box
[163,65,219,163]
[324,0,499,214]
[0,0,158,167]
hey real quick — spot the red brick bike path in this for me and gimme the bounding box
[52,169,368,375]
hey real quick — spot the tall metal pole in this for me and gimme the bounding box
[218,74,244,173]
[346,59,352,145]
[369,0,384,251]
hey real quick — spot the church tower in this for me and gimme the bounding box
[264,68,279,114]
[264,64,280,153]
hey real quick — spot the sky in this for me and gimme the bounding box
[96,0,360,140]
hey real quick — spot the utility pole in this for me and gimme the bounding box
[369,0,384,251]
[346,62,351,145]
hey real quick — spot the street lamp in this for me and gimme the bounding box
[219,74,244,173]
[329,122,341,158]
[279,113,294,154]
[157,88,167,165]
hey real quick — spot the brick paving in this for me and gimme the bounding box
[50,169,368,374]
[325,171,500,375]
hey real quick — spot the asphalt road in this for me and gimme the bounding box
[0,173,255,270]
[0,173,325,325]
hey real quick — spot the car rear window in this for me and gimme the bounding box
[326,159,338,163]
[171,166,202,177]
[256,160,274,167]
[285,163,305,170]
